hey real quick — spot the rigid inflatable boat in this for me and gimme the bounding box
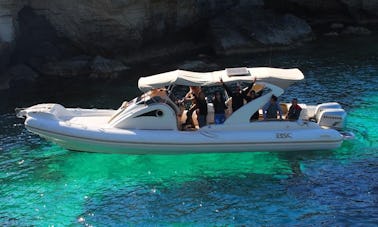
[17,67,353,154]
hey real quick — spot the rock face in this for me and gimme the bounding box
[0,64,38,90]
[341,26,372,35]
[90,56,129,79]
[39,56,92,78]
[249,13,312,45]
[28,0,237,54]
[267,0,378,23]
[209,7,313,54]
[2,0,374,57]
[0,0,25,72]
[0,0,377,90]
[0,0,24,43]
[1,0,377,55]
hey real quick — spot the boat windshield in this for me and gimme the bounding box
[134,88,180,113]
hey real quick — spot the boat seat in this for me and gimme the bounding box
[252,83,265,95]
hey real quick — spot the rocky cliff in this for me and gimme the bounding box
[0,0,377,89]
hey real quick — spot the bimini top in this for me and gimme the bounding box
[138,67,304,92]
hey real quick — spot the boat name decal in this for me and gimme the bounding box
[276,133,292,139]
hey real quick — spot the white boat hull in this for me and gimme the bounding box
[24,114,343,154]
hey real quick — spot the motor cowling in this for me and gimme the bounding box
[317,108,347,130]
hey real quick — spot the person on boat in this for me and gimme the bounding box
[196,91,208,127]
[286,98,302,120]
[182,86,202,127]
[263,95,283,120]
[220,77,256,112]
[212,91,227,124]
[246,90,259,121]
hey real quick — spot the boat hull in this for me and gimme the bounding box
[25,117,343,155]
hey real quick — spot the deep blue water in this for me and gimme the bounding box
[0,36,377,226]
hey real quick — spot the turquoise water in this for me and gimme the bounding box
[1,36,377,225]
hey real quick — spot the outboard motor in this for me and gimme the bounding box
[315,102,347,130]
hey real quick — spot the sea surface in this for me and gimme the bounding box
[0,36,377,226]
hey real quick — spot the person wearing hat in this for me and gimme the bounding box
[220,77,256,112]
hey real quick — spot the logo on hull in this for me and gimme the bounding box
[276,133,292,139]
